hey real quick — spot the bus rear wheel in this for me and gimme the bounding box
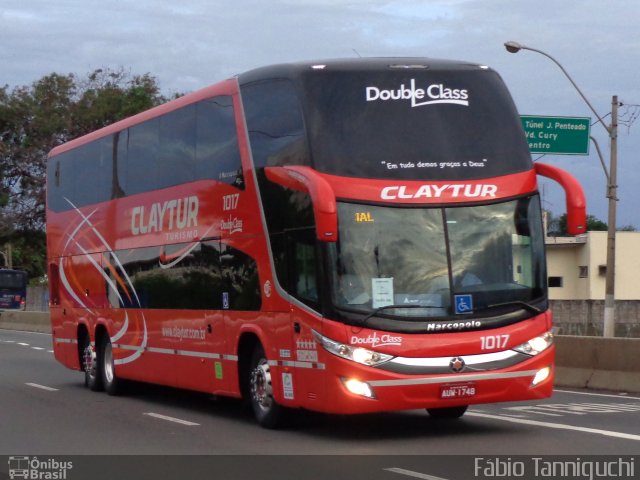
[99,336,121,396]
[426,405,468,419]
[248,345,286,429]
[81,336,102,392]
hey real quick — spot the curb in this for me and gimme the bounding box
[0,310,51,334]
[554,335,640,393]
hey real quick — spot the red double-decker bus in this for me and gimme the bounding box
[46,58,585,428]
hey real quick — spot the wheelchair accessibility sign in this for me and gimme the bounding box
[454,294,473,314]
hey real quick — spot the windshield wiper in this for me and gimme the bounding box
[360,304,440,326]
[356,301,542,328]
[481,300,542,315]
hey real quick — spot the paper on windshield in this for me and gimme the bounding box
[372,277,394,309]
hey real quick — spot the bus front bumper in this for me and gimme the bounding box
[317,346,554,414]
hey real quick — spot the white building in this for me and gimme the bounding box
[546,231,640,336]
[546,231,640,300]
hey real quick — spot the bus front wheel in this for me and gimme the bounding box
[248,345,286,428]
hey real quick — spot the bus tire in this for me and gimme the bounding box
[248,344,286,429]
[81,335,102,392]
[426,405,468,419]
[99,335,121,396]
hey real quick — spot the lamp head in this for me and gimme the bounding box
[504,41,523,53]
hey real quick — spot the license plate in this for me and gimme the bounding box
[440,383,476,399]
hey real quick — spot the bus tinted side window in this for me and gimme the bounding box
[197,97,244,189]
[104,240,260,311]
[48,137,113,211]
[48,156,74,212]
[241,79,308,169]
[74,138,112,207]
[108,241,224,310]
[47,94,244,212]
[290,228,319,308]
[242,79,314,296]
[220,244,261,310]
[127,118,159,196]
[159,105,197,189]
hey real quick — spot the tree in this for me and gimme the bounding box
[546,211,636,236]
[1,73,76,232]
[1,68,170,278]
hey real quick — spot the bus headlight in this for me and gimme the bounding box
[513,331,554,356]
[312,330,393,366]
[342,378,375,398]
[531,366,551,386]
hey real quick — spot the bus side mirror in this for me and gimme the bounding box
[264,166,338,242]
[534,162,586,236]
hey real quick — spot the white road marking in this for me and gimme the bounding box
[12,331,52,336]
[504,406,564,417]
[0,334,54,351]
[385,467,449,480]
[143,412,200,426]
[505,401,640,418]
[555,388,640,400]
[26,383,59,392]
[467,412,640,441]
[493,413,529,418]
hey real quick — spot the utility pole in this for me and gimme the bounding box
[504,41,619,338]
[603,96,618,337]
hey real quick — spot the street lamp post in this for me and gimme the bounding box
[504,41,619,338]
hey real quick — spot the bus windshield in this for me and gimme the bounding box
[0,269,27,309]
[301,68,531,180]
[329,196,545,319]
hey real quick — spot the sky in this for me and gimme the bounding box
[2,0,639,228]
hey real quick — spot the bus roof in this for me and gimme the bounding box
[48,57,491,158]
[237,57,489,85]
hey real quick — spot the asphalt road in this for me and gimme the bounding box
[1,329,638,480]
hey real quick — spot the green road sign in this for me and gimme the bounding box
[521,115,591,155]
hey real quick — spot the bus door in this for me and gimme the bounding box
[284,227,324,404]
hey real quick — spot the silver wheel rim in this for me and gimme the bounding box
[250,358,273,413]
[83,344,96,378]
[103,341,114,384]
